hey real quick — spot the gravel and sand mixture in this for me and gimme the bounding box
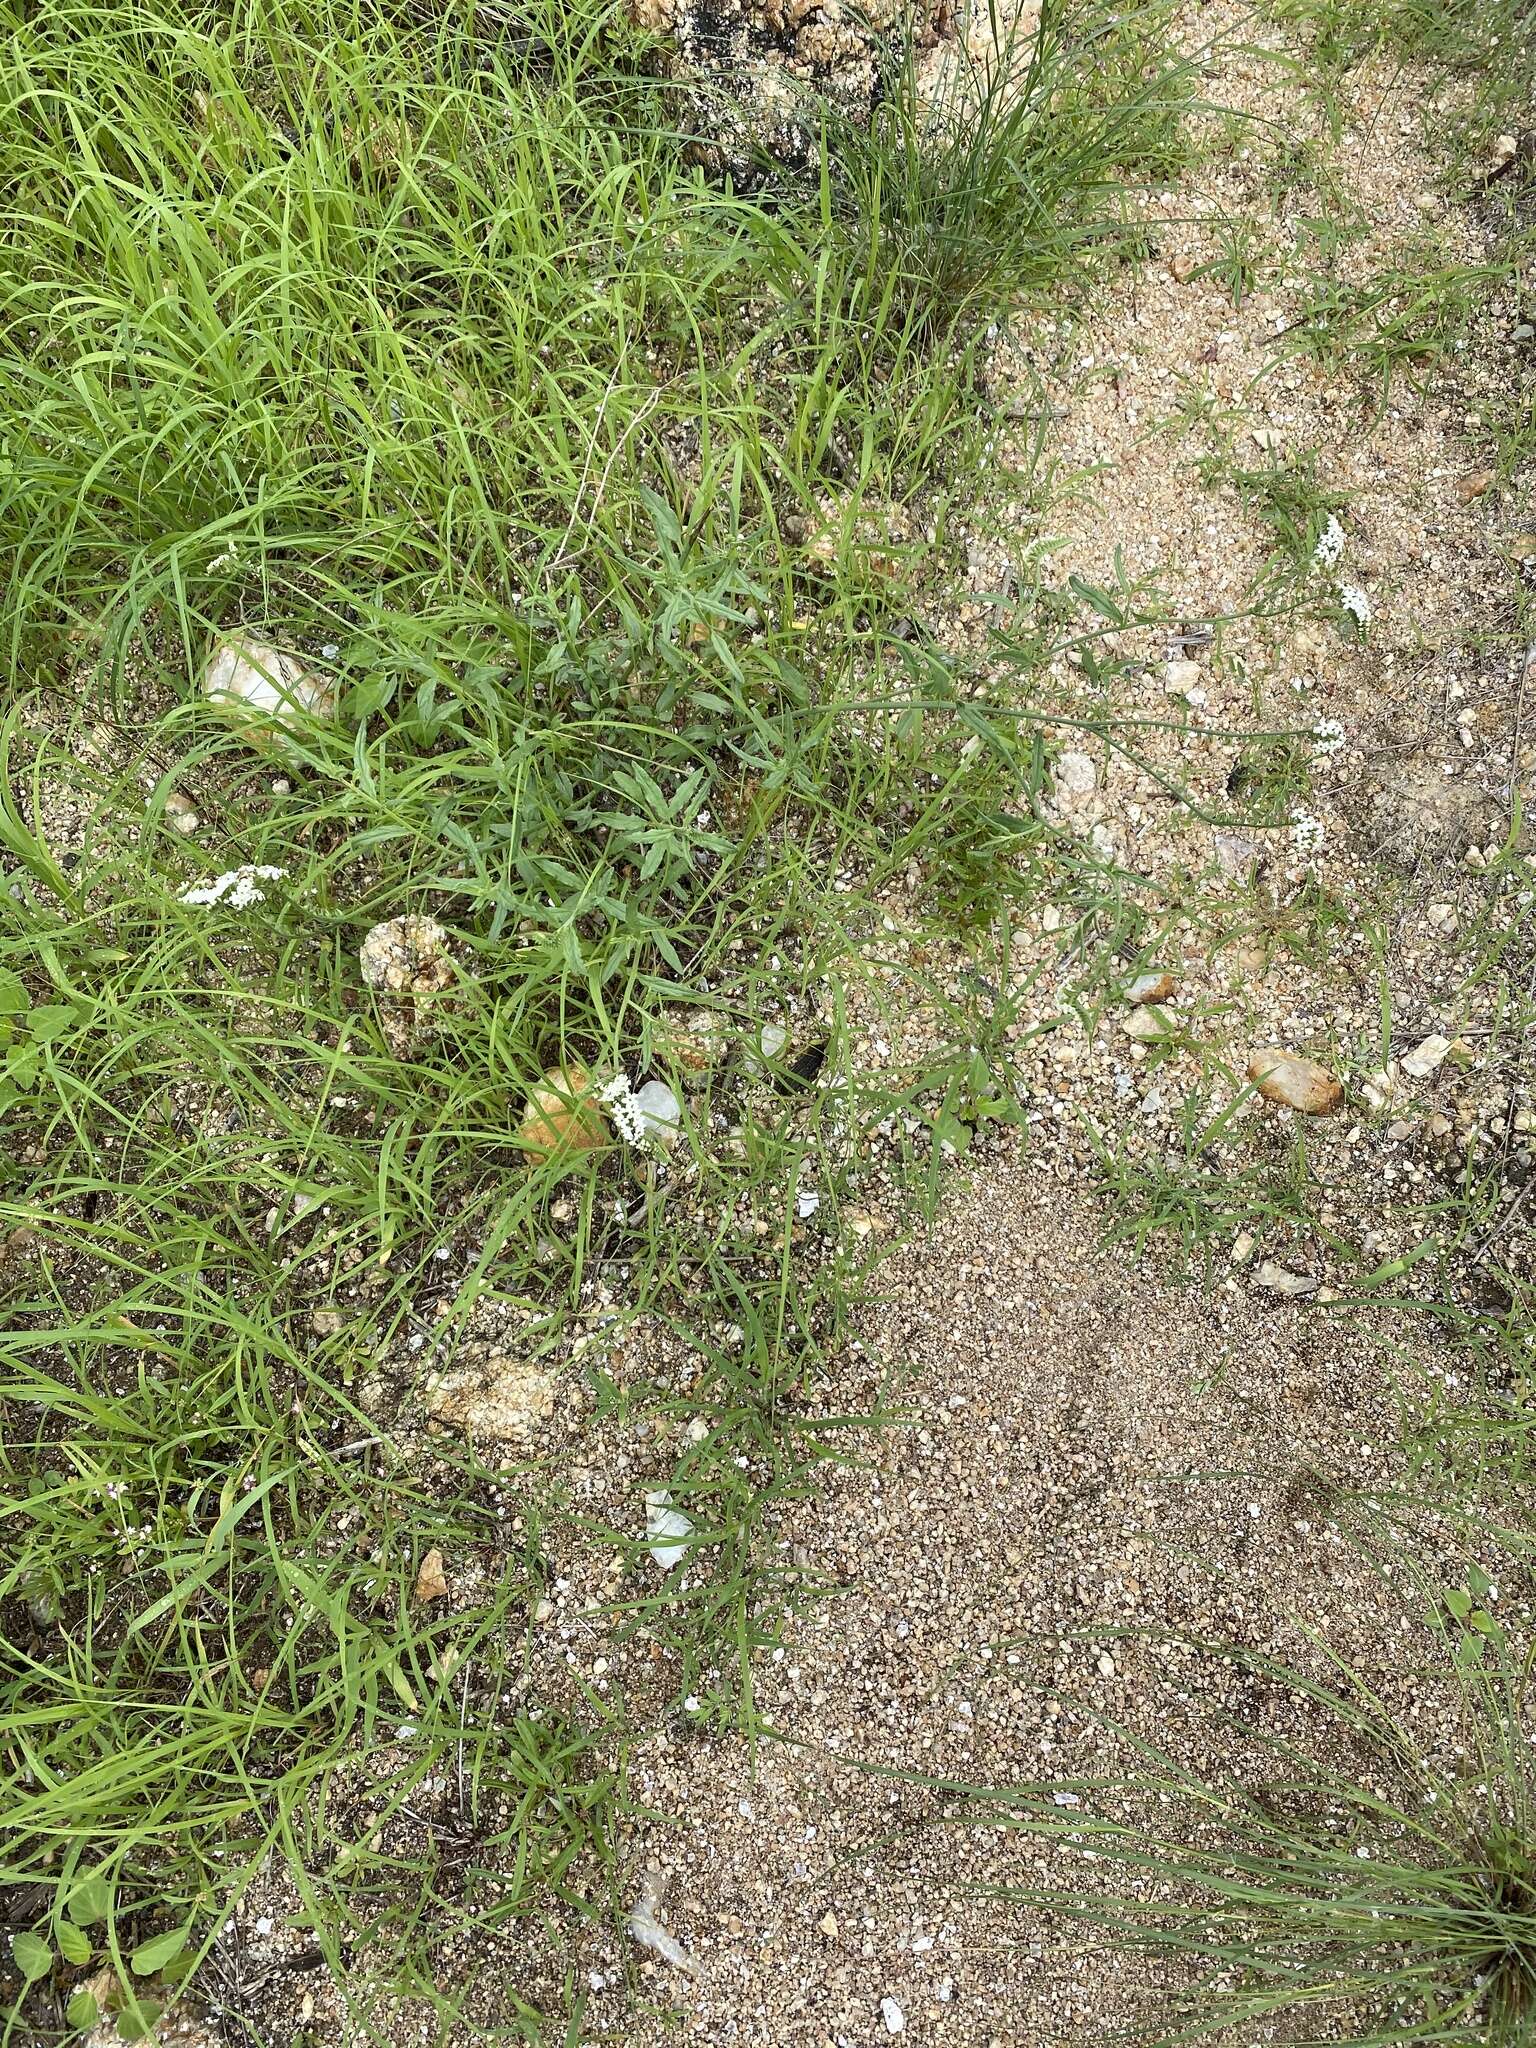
[595,16,1534,2045]
[605,1158,1480,2046]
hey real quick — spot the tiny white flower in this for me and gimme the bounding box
[600,1073,677,1147]
[178,863,286,909]
[1311,717,1346,756]
[598,1073,648,1146]
[1290,809,1325,856]
[1311,513,1345,569]
[1339,582,1372,628]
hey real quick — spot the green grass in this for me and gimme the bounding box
[0,0,1200,2037]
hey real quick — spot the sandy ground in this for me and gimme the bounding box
[581,13,1536,2046]
[591,1153,1484,2047]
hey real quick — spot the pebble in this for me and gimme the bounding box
[202,630,334,735]
[645,1490,694,1571]
[425,1358,556,1441]
[1126,971,1176,1004]
[360,914,455,998]
[1400,1034,1452,1080]
[628,1871,696,1975]
[1361,1068,1396,1113]
[1456,469,1495,503]
[414,1547,449,1604]
[743,1022,789,1076]
[1247,1049,1343,1116]
[1163,660,1201,695]
[632,1079,682,1147]
[162,790,200,834]
[1124,1004,1179,1041]
[881,1995,906,2035]
[1255,1262,1319,1297]
[1054,750,1097,796]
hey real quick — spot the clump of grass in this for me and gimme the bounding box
[975,1596,1536,2045]
[815,0,1193,341]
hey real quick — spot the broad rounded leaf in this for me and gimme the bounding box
[65,1988,99,2030]
[56,1921,91,1966]
[10,1931,53,1981]
[66,1875,110,1926]
[116,1996,161,2043]
[129,1925,187,1976]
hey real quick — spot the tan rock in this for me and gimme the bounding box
[1126,972,1176,1004]
[661,1006,729,1073]
[1247,1049,1342,1115]
[415,1547,449,1604]
[1255,1261,1319,1297]
[1400,1034,1452,1081]
[1169,251,1198,283]
[1124,1004,1180,1041]
[360,915,455,998]
[519,1065,607,1163]
[1456,469,1495,503]
[425,1357,556,1441]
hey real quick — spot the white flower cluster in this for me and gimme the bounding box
[178,864,286,908]
[1290,809,1325,856]
[1311,717,1346,756]
[1339,582,1372,628]
[1311,513,1345,569]
[599,1073,649,1145]
[599,1073,681,1149]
